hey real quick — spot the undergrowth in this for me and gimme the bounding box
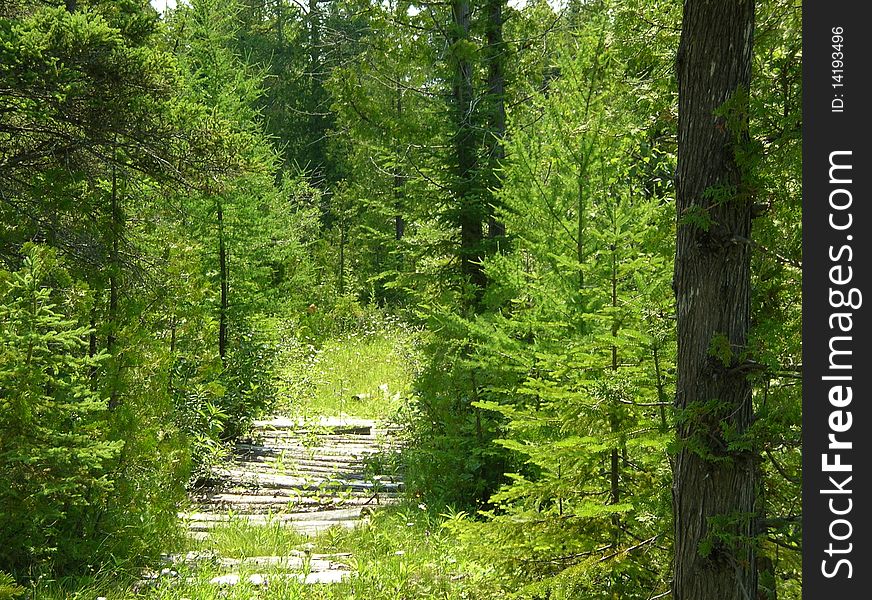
[23,311,484,600]
[27,508,493,600]
[274,312,421,420]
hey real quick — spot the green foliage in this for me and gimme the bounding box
[275,311,420,419]
[747,0,803,594]
[403,3,681,595]
[404,314,513,509]
[0,245,186,576]
[679,204,714,231]
[0,246,120,573]
[30,507,491,600]
[0,573,24,600]
[709,332,734,366]
[0,0,800,595]
[698,512,757,560]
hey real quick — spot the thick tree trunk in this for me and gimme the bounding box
[672,1,756,599]
[450,0,485,292]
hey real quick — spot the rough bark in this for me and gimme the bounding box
[672,1,756,599]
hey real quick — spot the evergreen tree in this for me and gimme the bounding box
[434,8,678,594]
[0,246,120,573]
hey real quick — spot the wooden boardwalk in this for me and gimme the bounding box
[174,416,404,586]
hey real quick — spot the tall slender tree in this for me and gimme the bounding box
[174,0,264,363]
[484,0,506,241]
[449,0,485,294]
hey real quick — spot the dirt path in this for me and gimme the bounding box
[174,416,404,585]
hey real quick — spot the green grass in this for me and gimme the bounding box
[274,321,420,420]
[26,507,490,600]
[192,516,310,557]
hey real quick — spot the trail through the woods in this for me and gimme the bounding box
[169,416,404,587]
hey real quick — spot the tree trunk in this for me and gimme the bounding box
[217,200,228,365]
[672,1,756,599]
[307,0,326,184]
[394,83,405,241]
[652,344,668,432]
[338,216,346,295]
[450,0,485,293]
[609,241,620,534]
[485,0,506,241]
[577,165,586,293]
[107,161,122,409]
[89,299,98,387]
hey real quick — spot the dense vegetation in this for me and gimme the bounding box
[0,0,801,598]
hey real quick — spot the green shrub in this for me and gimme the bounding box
[0,246,187,576]
[404,316,512,510]
[0,247,121,573]
[0,573,24,600]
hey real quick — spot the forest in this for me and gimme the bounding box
[0,0,801,599]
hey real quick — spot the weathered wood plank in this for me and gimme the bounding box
[210,571,351,586]
[185,415,405,584]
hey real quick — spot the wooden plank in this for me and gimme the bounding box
[184,414,407,575]
[253,416,375,434]
[181,507,364,522]
[216,556,348,571]
[210,571,351,586]
[214,468,403,491]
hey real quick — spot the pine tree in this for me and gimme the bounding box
[418,8,679,595]
[0,246,121,573]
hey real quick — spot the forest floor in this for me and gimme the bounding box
[31,320,488,600]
